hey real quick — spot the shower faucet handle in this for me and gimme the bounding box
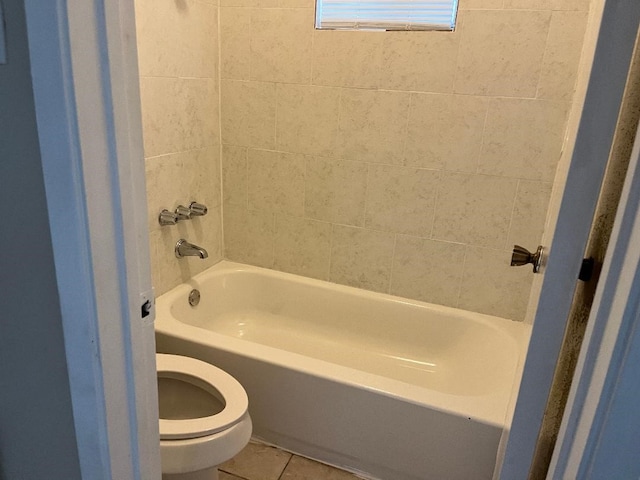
[189,202,208,216]
[511,245,544,273]
[159,209,179,226]
[175,205,191,220]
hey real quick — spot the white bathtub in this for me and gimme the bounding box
[155,261,530,480]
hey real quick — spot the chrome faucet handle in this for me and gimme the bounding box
[189,202,208,216]
[511,245,543,273]
[175,205,191,220]
[159,209,178,226]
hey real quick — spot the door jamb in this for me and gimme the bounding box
[548,109,640,479]
[499,0,640,477]
[23,1,160,478]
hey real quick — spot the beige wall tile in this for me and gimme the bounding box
[145,148,221,233]
[404,93,488,172]
[276,84,340,156]
[223,204,275,267]
[137,0,589,314]
[137,0,223,296]
[140,77,219,157]
[221,80,277,149]
[220,0,278,7]
[196,79,220,149]
[365,165,439,236]
[247,149,306,216]
[537,11,589,101]
[222,145,248,206]
[278,0,314,7]
[391,236,465,307]
[379,31,460,93]
[149,229,181,296]
[503,0,553,8]
[190,146,222,211]
[336,89,410,165]
[459,246,533,321]
[148,204,223,296]
[507,180,553,249]
[433,173,518,248]
[504,0,590,9]
[250,8,313,84]
[201,204,224,264]
[274,215,332,279]
[479,97,570,181]
[311,31,383,89]
[145,153,185,233]
[455,10,551,97]
[305,157,368,226]
[551,0,590,10]
[329,225,395,293]
[458,0,503,9]
[135,0,218,78]
[220,7,251,80]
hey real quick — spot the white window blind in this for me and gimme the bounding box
[315,0,458,30]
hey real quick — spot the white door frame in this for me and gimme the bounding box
[24,1,160,478]
[548,98,640,479]
[499,0,640,477]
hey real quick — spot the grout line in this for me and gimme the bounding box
[244,147,250,211]
[361,162,371,229]
[535,10,555,99]
[219,143,550,183]
[388,233,398,295]
[217,0,226,260]
[277,454,295,480]
[504,179,521,251]
[475,97,491,174]
[429,170,442,240]
[400,92,412,167]
[450,4,468,95]
[327,222,335,281]
[456,244,470,308]
[219,471,252,480]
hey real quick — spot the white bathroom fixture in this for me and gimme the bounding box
[155,261,531,480]
[156,353,252,480]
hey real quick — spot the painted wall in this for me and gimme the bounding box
[219,0,591,321]
[135,0,223,295]
[0,0,81,478]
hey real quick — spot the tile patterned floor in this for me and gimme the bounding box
[219,441,362,480]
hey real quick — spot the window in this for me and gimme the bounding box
[315,0,459,31]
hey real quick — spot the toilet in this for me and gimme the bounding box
[156,353,252,480]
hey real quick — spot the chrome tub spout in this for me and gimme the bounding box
[175,239,208,259]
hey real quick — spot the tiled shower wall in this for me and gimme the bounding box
[136,0,223,295]
[220,0,590,320]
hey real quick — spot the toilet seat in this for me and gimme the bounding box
[156,354,249,440]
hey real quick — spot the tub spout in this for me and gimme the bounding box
[175,239,208,259]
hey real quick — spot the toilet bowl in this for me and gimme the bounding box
[157,354,252,480]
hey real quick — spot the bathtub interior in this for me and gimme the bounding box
[166,263,526,398]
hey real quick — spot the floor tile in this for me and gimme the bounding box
[280,456,360,480]
[219,441,292,480]
[220,472,246,480]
